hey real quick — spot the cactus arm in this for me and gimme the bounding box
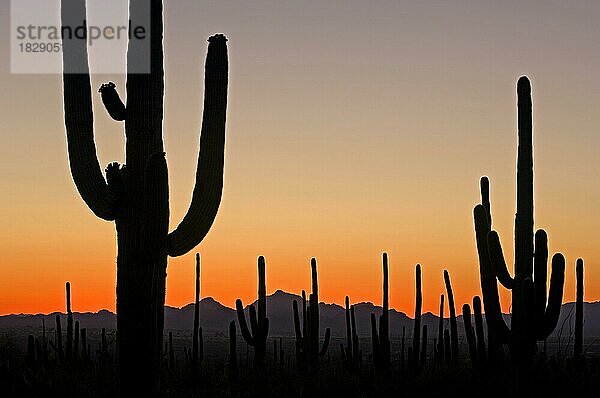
[319,328,331,357]
[257,256,266,327]
[61,0,116,221]
[99,82,126,121]
[538,253,565,340]
[487,231,515,289]
[249,305,259,337]
[534,230,549,324]
[167,35,228,257]
[235,299,254,346]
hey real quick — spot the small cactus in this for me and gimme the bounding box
[370,253,391,371]
[236,256,269,366]
[66,282,73,361]
[292,258,331,369]
[410,264,423,373]
[192,253,202,371]
[574,258,584,359]
[443,270,458,361]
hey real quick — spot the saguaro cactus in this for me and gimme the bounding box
[410,264,423,373]
[370,253,390,370]
[61,0,227,393]
[437,294,444,363]
[65,282,73,361]
[292,259,331,368]
[192,253,202,371]
[574,258,584,359]
[341,296,361,369]
[473,77,565,365]
[443,270,458,361]
[236,256,269,366]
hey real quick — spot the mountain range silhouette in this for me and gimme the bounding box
[2,290,599,339]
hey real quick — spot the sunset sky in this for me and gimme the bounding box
[1,0,599,316]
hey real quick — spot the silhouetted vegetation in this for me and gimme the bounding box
[60,0,227,394]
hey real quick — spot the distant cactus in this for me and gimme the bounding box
[61,0,228,393]
[574,259,584,359]
[370,253,391,370]
[236,256,269,366]
[192,253,202,371]
[437,294,444,364]
[473,77,565,365]
[410,264,423,373]
[443,270,458,362]
[341,296,361,369]
[292,259,331,369]
[66,282,73,361]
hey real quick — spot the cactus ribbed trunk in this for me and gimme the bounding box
[61,0,228,394]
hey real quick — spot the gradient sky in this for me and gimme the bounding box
[1,0,599,316]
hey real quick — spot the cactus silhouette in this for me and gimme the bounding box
[65,282,73,361]
[61,0,227,393]
[341,296,361,369]
[443,270,459,362]
[236,256,269,366]
[192,253,202,371]
[370,253,390,370]
[409,264,423,373]
[292,259,331,368]
[473,77,565,365]
[437,294,444,364]
[574,258,584,359]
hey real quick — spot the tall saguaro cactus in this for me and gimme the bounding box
[370,253,390,370]
[473,77,565,365]
[236,256,269,366]
[61,0,228,394]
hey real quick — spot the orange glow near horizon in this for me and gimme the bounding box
[1,1,599,317]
